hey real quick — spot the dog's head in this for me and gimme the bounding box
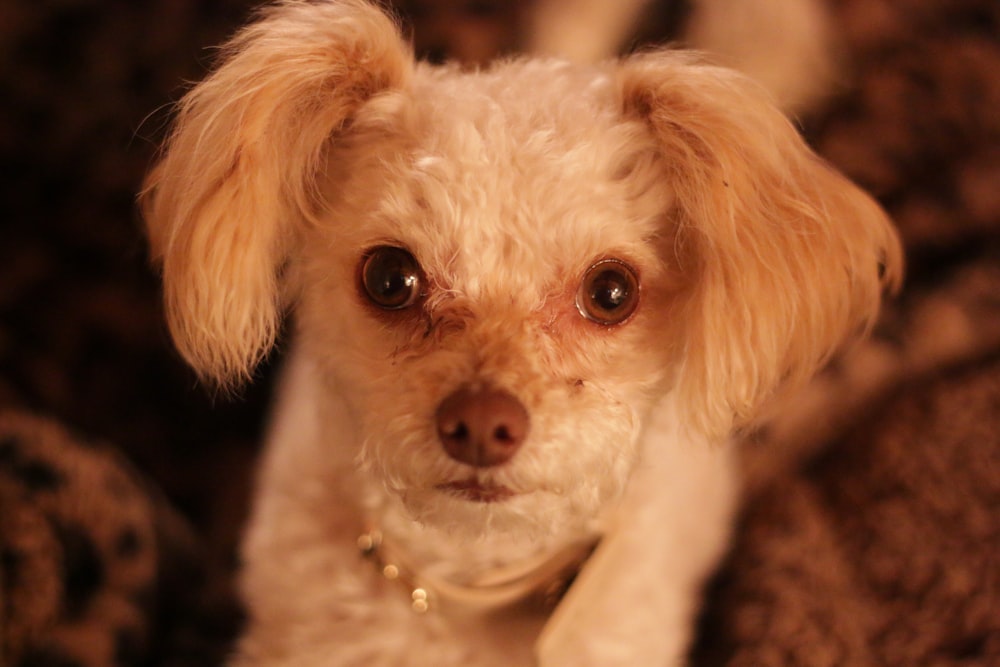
[143,0,901,537]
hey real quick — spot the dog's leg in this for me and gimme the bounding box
[537,397,737,667]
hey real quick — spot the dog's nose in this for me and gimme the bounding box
[435,387,529,467]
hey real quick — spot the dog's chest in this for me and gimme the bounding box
[347,523,596,665]
[331,556,554,666]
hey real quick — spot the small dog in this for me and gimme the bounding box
[142,1,901,664]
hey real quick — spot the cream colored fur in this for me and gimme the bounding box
[142,1,901,665]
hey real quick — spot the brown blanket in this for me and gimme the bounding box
[1,1,997,665]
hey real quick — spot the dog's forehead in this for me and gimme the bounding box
[359,60,669,297]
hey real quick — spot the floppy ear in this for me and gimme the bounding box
[617,52,903,437]
[141,0,411,385]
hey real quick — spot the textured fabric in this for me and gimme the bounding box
[696,357,1000,666]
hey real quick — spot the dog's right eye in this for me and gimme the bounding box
[577,258,640,325]
[360,246,424,310]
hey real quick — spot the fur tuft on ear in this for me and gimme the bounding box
[141,0,411,385]
[618,51,903,438]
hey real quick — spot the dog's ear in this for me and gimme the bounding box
[141,0,411,385]
[617,52,903,437]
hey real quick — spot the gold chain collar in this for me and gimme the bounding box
[357,527,600,614]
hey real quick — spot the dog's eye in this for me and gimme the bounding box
[577,259,640,325]
[360,246,424,310]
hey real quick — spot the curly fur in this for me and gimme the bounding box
[141,1,901,665]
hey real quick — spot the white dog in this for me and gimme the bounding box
[142,1,901,665]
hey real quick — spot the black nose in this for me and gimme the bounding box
[435,386,529,467]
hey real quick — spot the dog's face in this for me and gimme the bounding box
[142,1,901,539]
[292,63,685,534]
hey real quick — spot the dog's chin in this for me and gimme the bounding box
[435,479,516,503]
[395,484,581,541]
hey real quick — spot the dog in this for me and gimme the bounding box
[141,1,902,664]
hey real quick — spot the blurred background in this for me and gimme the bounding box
[1,1,997,665]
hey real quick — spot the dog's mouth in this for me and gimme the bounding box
[436,479,515,503]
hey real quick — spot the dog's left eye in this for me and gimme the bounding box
[360,246,424,310]
[577,259,640,325]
